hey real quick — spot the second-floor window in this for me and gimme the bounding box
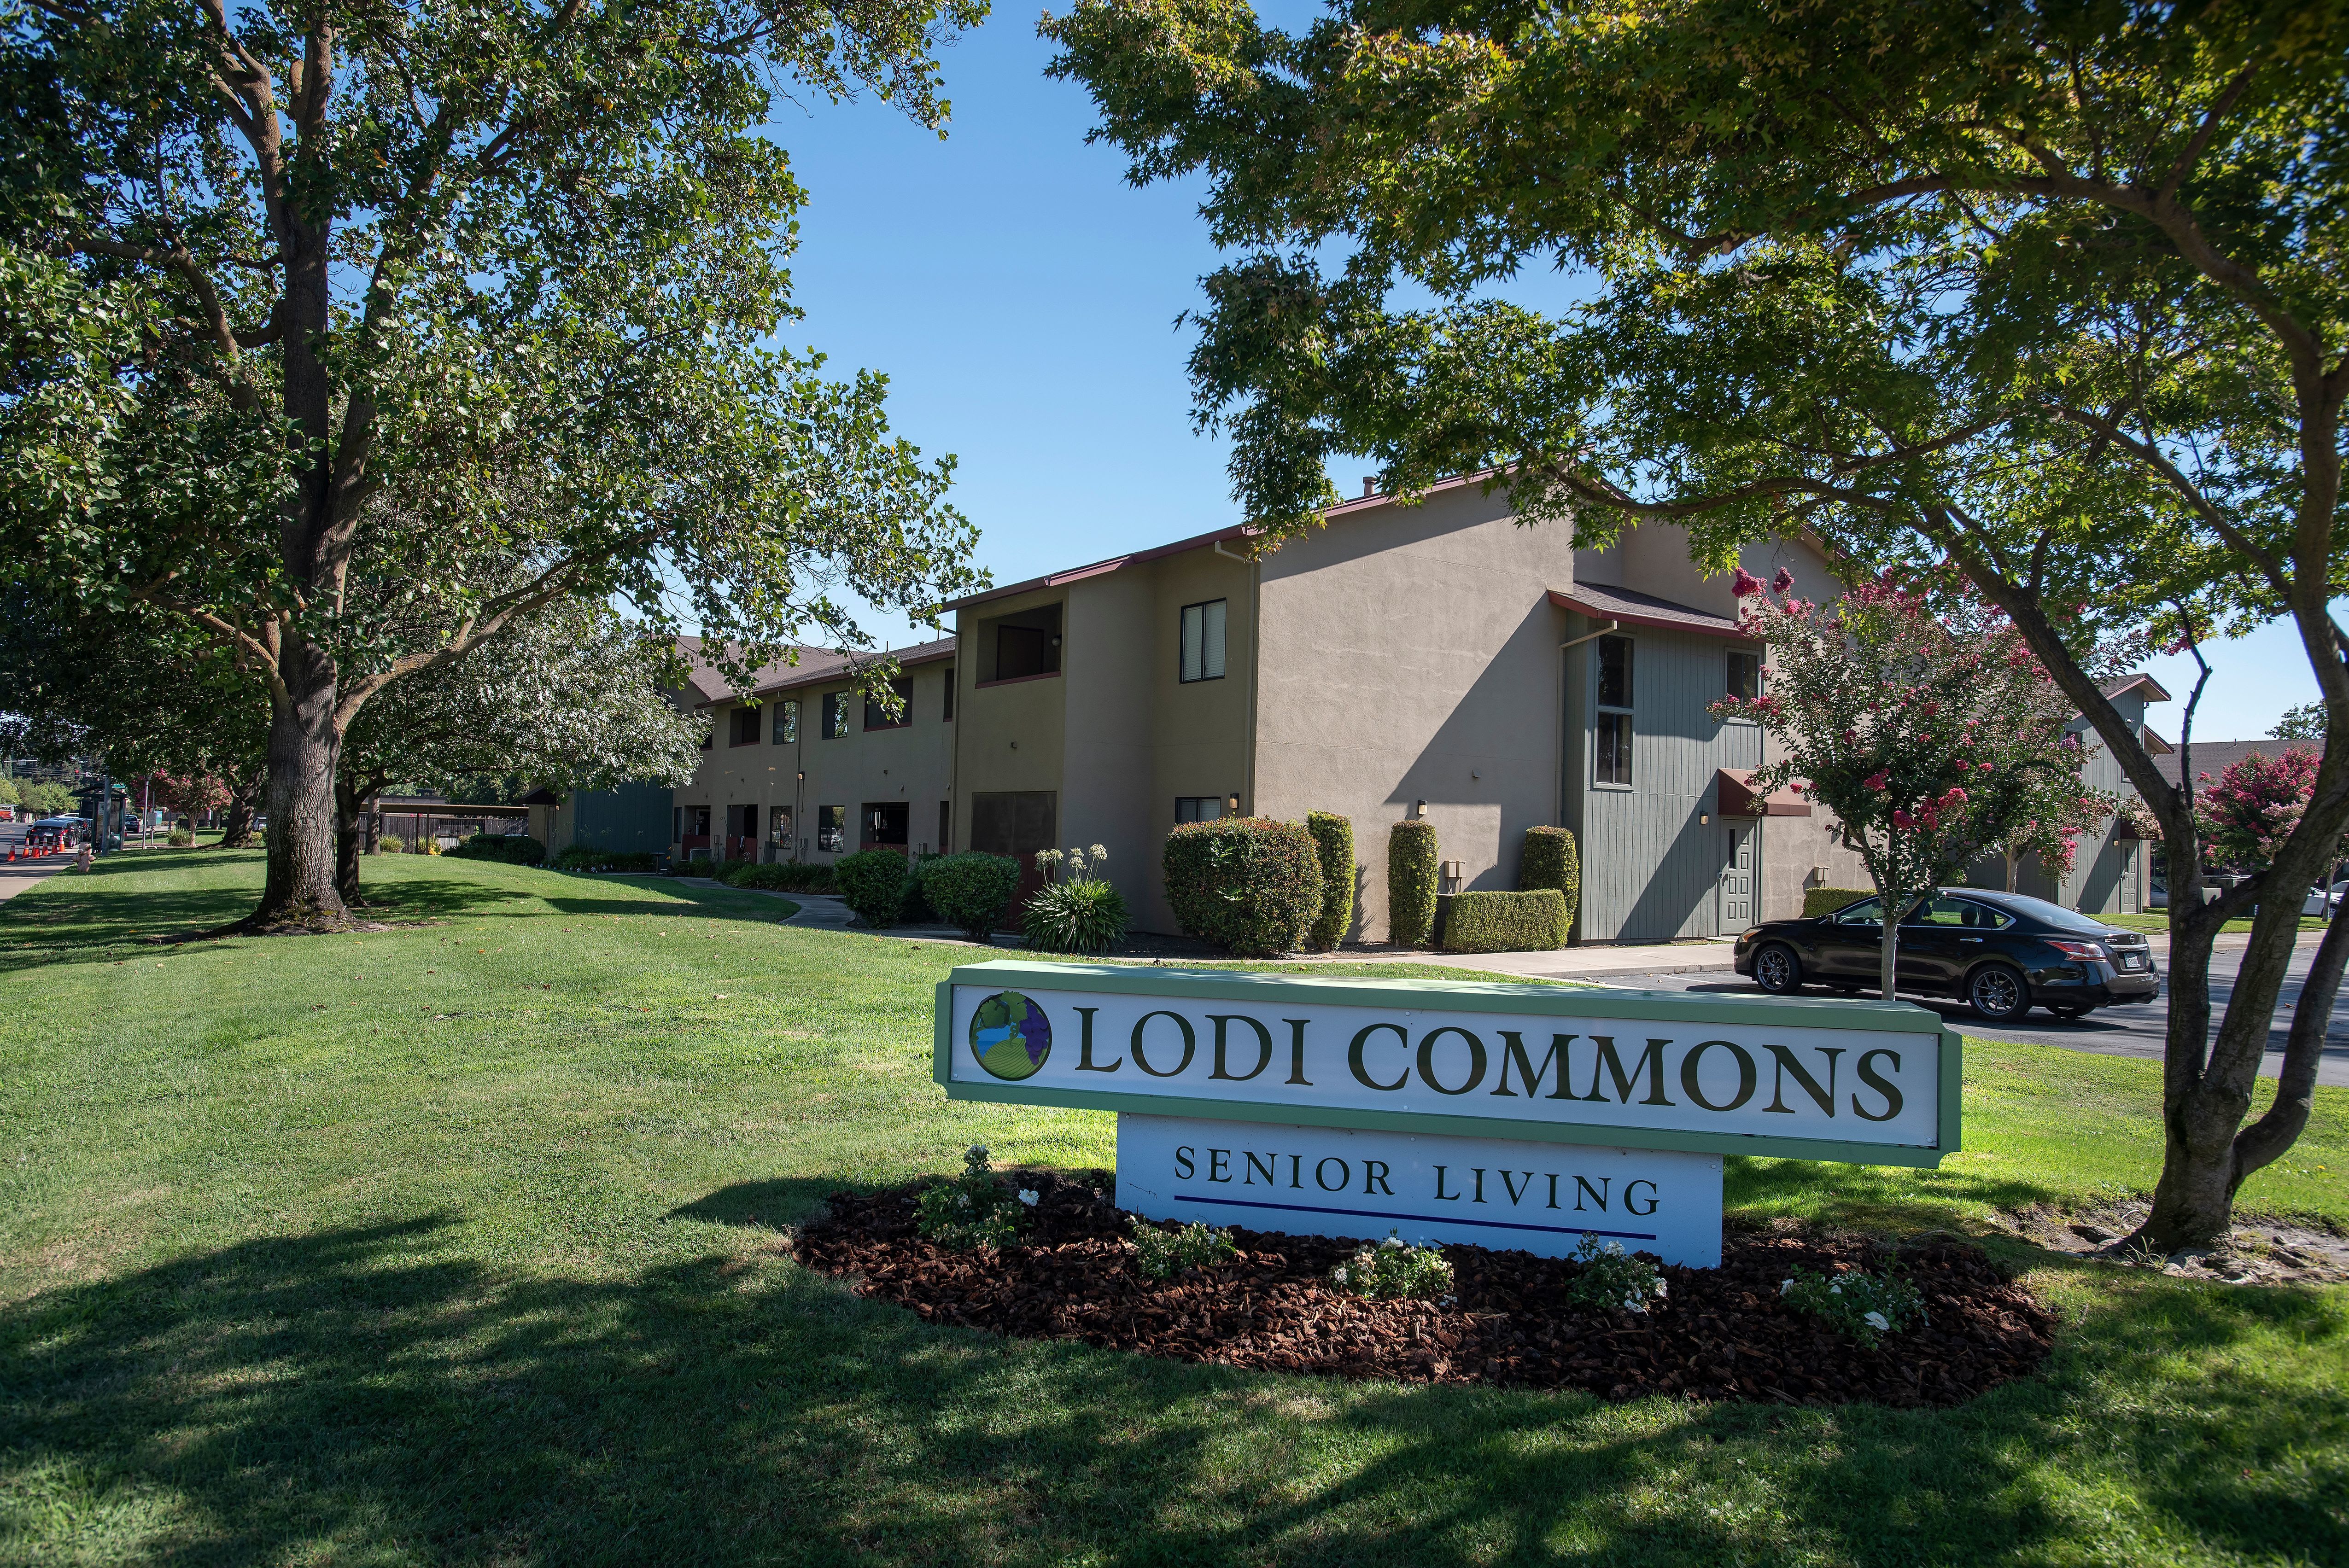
[1725,650,1761,705]
[1595,635,1633,787]
[730,706,760,746]
[942,666,954,721]
[1180,599,1227,682]
[822,691,850,739]
[865,676,913,731]
[774,699,797,744]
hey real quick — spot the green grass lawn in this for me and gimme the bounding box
[2099,910,2330,935]
[0,850,2342,1566]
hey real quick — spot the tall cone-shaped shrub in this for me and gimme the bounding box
[1519,826,1581,944]
[1388,819,1438,947]
[1306,811,1356,949]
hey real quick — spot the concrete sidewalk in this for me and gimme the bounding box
[0,855,68,903]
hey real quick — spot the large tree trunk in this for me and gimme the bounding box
[333,776,365,907]
[250,638,349,931]
[2133,816,2349,1253]
[218,775,262,847]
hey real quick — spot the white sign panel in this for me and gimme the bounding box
[950,976,1947,1156]
[1116,1113,1725,1267]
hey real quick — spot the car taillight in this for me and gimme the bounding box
[2046,939,2107,961]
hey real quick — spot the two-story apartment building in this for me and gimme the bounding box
[664,477,2158,938]
[943,477,1869,941]
[670,637,958,865]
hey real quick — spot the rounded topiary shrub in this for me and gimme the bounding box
[921,852,1023,941]
[1305,811,1356,950]
[1519,825,1581,944]
[1163,817,1324,957]
[1387,819,1439,947]
[832,849,910,928]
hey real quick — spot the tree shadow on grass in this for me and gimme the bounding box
[1723,1153,2086,1238]
[666,1177,862,1230]
[4,1208,2335,1566]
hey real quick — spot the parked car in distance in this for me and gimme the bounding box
[1734,888,2160,1022]
[2302,885,2344,917]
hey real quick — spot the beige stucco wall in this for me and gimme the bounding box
[952,585,1071,854]
[1251,483,1581,941]
[674,659,957,863]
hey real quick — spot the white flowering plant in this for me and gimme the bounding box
[1330,1233,1455,1300]
[1129,1217,1238,1280]
[1778,1265,1926,1348]
[1564,1232,1669,1315]
[913,1145,1027,1251]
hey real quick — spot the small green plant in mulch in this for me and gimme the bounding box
[913,1146,1031,1251]
[1778,1265,1926,1347]
[1565,1232,1668,1315]
[1330,1234,1455,1300]
[1128,1217,1238,1280]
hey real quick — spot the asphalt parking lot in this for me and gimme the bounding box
[1589,942,2349,1086]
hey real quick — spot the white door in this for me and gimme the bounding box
[1719,823,1755,931]
[2121,844,2140,914]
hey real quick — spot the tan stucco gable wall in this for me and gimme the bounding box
[1250,483,1581,941]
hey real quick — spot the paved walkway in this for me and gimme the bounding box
[0,851,69,902]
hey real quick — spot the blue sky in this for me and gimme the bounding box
[767,13,2320,744]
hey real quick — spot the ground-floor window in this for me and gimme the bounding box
[1594,711,1633,786]
[1174,795,1227,823]
[817,804,846,853]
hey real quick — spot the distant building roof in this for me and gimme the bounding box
[677,635,958,710]
[2100,672,2175,704]
[2153,738,2317,788]
[1546,583,1751,641]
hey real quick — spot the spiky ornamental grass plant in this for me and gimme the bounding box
[1710,574,2113,1000]
[1022,845,1130,954]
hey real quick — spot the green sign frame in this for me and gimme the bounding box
[935,960,1963,1168]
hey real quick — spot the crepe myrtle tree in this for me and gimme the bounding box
[335,603,705,900]
[0,0,986,933]
[1711,571,2112,1002]
[1043,0,2348,1250]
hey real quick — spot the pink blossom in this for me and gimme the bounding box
[1978,761,1993,772]
[1940,787,1969,806]
[1864,771,1889,791]
[1771,567,1794,594]
[1893,809,1917,830]
[1730,567,1763,597]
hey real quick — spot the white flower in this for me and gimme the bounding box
[1780,1279,1795,1295]
[1017,1189,1039,1207]
[1829,1282,1841,1294]
[1332,1266,1349,1284]
[1380,1236,1405,1250]
[1864,1310,1890,1332]
[1654,1280,1668,1298]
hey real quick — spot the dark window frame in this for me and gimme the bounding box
[774,698,797,745]
[942,666,954,722]
[1724,649,1762,707]
[729,705,761,746]
[1174,795,1228,823]
[816,804,847,854]
[821,691,850,740]
[1594,635,1634,789]
[1179,599,1228,683]
[864,676,914,732]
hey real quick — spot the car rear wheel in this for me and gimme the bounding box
[1752,942,1803,994]
[1969,963,2030,1022]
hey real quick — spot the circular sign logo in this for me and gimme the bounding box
[970,991,1051,1081]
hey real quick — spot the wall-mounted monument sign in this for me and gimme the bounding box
[935,961,1960,1267]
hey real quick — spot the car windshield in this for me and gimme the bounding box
[1974,892,2110,932]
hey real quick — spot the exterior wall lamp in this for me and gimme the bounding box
[1412,799,1427,819]
[1226,793,1241,816]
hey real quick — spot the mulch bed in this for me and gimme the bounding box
[793,1168,2059,1407]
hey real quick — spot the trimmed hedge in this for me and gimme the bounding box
[1437,889,1569,954]
[921,852,1023,941]
[1803,886,1876,919]
[553,845,660,873]
[720,859,835,892]
[1305,811,1356,950]
[1518,826,1581,944]
[444,833,546,866]
[1387,819,1439,948]
[833,850,911,927]
[1163,817,1324,957]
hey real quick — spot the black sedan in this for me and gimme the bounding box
[1732,888,2161,1022]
